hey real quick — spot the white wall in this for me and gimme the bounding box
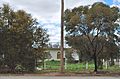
[45,48,78,61]
[49,50,60,60]
[46,49,66,60]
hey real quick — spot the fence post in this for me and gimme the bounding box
[86,61,88,69]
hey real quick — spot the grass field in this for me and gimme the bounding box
[37,60,120,73]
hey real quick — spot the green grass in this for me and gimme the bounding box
[37,60,120,73]
[46,60,60,69]
[40,61,91,71]
[103,65,120,72]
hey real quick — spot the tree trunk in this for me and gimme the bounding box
[35,58,37,70]
[42,59,44,70]
[93,53,98,72]
[98,59,103,69]
[110,57,114,66]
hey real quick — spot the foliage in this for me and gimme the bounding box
[0,4,49,73]
[64,2,120,72]
[65,49,74,63]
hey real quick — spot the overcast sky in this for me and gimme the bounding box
[0,0,120,42]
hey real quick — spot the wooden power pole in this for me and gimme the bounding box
[60,0,64,73]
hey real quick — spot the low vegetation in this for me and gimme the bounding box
[37,60,120,73]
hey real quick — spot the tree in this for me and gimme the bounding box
[0,4,37,72]
[64,2,120,72]
[102,38,119,66]
[0,4,49,73]
[65,49,74,63]
[33,28,49,69]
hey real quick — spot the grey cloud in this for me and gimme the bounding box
[1,0,60,18]
[13,0,60,17]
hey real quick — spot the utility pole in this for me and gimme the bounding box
[60,0,64,73]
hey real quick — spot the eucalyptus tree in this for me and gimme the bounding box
[64,2,120,72]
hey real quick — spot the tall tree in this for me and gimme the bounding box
[64,2,120,72]
[0,4,49,73]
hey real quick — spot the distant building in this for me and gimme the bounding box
[35,42,79,61]
[45,48,70,60]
